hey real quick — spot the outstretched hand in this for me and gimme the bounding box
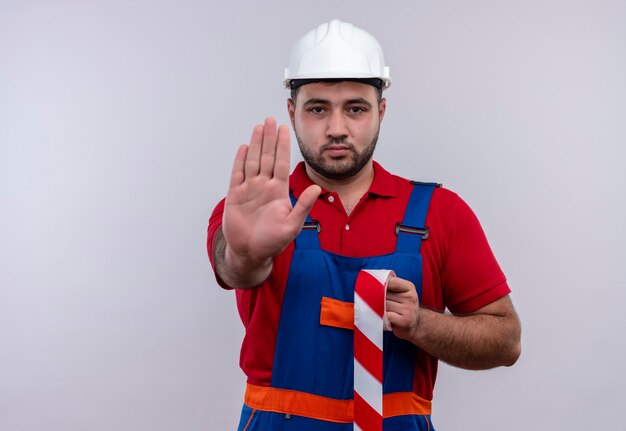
[222,117,321,269]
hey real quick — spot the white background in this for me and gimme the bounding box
[1,1,625,429]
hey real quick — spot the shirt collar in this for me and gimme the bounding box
[289,161,399,199]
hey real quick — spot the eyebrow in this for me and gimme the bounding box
[302,98,373,108]
[302,98,329,107]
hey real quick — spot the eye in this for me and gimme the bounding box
[348,106,367,115]
[307,106,326,114]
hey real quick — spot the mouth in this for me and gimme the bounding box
[323,143,352,158]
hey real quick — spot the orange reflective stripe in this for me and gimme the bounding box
[320,297,354,329]
[244,384,432,422]
[245,383,353,423]
[383,391,432,417]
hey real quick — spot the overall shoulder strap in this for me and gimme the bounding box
[395,181,441,253]
[290,193,321,250]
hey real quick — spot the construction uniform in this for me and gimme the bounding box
[208,162,510,430]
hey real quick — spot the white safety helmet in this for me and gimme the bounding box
[284,19,391,90]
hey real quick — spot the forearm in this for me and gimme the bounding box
[410,303,521,370]
[213,228,273,289]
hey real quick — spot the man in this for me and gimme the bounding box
[208,19,521,431]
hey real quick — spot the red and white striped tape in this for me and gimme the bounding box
[353,269,394,431]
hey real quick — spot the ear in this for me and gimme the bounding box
[287,98,296,129]
[378,98,387,122]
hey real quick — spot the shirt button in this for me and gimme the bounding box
[328,195,335,203]
[345,224,350,231]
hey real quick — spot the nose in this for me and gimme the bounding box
[326,110,349,140]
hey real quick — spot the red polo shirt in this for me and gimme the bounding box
[207,161,510,400]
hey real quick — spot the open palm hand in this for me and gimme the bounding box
[222,118,320,265]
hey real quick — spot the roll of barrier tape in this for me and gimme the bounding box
[353,269,395,431]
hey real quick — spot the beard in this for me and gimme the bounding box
[296,133,379,181]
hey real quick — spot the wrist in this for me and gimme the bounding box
[223,246,273,288]
[409,307,435,347]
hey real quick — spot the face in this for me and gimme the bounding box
[288,81,386,181]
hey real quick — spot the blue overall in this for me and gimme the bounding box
[237,183,437,431]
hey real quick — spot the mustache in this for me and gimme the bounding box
[321,138,354,151]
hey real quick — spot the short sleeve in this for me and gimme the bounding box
[207,198,233,289]
[441,194,510,314]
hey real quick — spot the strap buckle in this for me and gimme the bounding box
[302,220,321,233]
[395,223,429,239]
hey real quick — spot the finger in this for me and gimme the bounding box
[259,118,278,177]
[386,311,401,323]
[287,184,321,228]
[274,124,291,181]
[386,305,414,325]
[229,144,249,189]
[385,311,404,330]
[387,288,418,303]
[385,300,398,314]
[386,295,408,312]
[244,124,263,178]
[386,277,413,293]
[385,293,407,305]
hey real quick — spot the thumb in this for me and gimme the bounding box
[287,185,321,227]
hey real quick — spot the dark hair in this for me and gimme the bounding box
[289,79,383,103]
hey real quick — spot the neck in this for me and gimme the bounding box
[305,161,375,214]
